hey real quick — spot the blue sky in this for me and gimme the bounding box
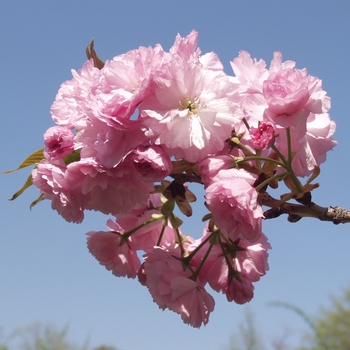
[1,1,350,349]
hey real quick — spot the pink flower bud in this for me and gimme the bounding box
[44,126,75,161]
[249,121,275,151]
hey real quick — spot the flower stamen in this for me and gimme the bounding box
[179,96,200,115]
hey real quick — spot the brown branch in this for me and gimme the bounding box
[258,192,350,225]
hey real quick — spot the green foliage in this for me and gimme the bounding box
[2,149,45,175]
[297,286,350,350]
[3,148,79,206]
[11,323,86,350]
[0,323,118,350]
[228,308,266,350]
[227,308,292,350]
[228,285,350,350]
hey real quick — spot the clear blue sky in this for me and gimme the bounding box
[1,1,350,349]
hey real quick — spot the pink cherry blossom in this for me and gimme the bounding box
[230,50,336,176]
[76,115,147,169]
[196,155,235,187]
[140,52,242,163]
[169,30,201,60]
[205,255,254,304]
[263,68,314,116]
[113,193,175,251]
[86,220,140,278]
[131,145,172,182]
[268,51,331,118]
[230,50,269,93]
[137,262,147,286]
[31,160,85,223]
[44,126,75,161]
[25,31,341,326]
[33,155,156,223]
[305,112,337,165]
[231,51,330,125]
[263,53,330,130]
[230,51,269,122]
[143,245,215,327]
[273,112,337,177]
[65,157,154,216]
[268,51,296,73]
[91,44,167,122]
[189,228,270,304]
[235,233,271,282]
[51,59,100,129]
[205,168,263,241]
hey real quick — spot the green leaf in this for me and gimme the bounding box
[30,194,43,209]
[161,200,175,216]
[169,215,183,229]
[202,213,212,222]
[8,173,34,201]
[63,149,80,165]
[2,148,44,174]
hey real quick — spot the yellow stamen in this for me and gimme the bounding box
[179,96,200,115]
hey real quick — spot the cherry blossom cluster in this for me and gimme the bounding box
[30,30,336,327]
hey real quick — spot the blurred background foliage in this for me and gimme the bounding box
[228,284,350,350]
[1,285,350,349]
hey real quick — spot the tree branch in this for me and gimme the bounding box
[258,192,350,225]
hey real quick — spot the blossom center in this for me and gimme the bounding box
[179,96,200,115]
